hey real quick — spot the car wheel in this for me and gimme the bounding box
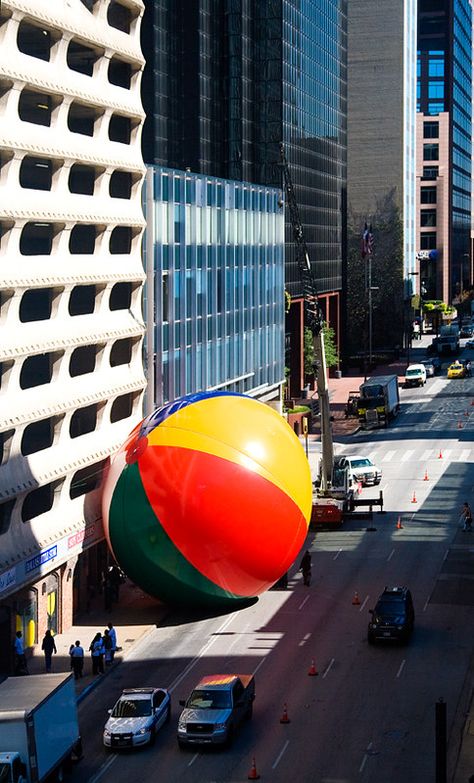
[374,479,381,486]
[149,727,156,746]
[367,632,375,645]
[177,740,187,750]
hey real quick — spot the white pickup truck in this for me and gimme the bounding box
[338,455,382,486]
[177,674,255,748]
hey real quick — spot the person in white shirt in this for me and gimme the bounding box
[13,631,28,675]
[107,622,117,662]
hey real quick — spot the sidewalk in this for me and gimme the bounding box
[20,581,168,702]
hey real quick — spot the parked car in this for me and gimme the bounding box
[338,455,382,486]
[466,340,474,350]
[460,324,474,338]
[404,363,427,387]
[447,361,466,379]
[420,360,435,377]
[367,586,415,644]
[103,687,171,749]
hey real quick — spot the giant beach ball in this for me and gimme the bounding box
[102,391,312,608]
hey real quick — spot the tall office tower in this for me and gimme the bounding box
[417,0,472,305]
[0,0,146,667]
[346,0,417,355]
[141,1,347,398]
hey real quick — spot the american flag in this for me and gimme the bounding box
[361,223,374,258]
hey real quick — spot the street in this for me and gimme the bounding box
[70,361,474,783]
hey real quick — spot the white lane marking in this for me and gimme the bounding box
[401,449,415,463]
[423,595,430,612]
[88,755,116,783]
[298,595,310,611]
[387,549,395,562]
[443,549,449,561]
[299,633,311,647]
[333,548,342,561]
[368,451,377,461]
[396,660,406,678]
[272,739,290,769]
[441,449,452,461]
[420,449,433,462]
[382,450,396,463]
[252,656,268,677]
[460,449,471,462]
[382,483,389,492]
[322,658,335,679]
[168,611,237,693]
[359,595,369,613]
[359,742,373,773]
[187,754,199,767]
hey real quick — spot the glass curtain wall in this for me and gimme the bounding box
[143,168,285,406]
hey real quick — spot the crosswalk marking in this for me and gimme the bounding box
[420,449,433,461]
[459,449,471,462]
[401,449,415,463]
[382,450,396,462]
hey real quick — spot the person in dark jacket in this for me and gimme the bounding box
[41,630,57,673]
[89,632,105,675]
[300,550,312,586]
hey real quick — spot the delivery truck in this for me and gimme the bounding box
[0,673,82,783]
[357,374,400,428]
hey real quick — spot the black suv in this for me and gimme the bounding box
[368,586,415,644]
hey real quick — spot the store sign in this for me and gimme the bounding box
[0,567,16,594]
[25,545,57,574]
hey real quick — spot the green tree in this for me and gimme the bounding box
[304,324,339,377]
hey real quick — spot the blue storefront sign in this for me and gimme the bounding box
[25,546,57,575]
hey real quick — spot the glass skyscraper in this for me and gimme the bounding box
[143,168,285,407]
[417,0,472,300]
[141,2,347,395]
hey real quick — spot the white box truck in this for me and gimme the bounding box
[0,673,82,783]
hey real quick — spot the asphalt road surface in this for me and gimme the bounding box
[71,354,474,783]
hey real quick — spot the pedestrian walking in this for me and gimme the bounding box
[41,629,57,673]
[106,622,117,663]
[70,641,84,679]
[461,501,473,532]
[299,550,312,586]
[89,632,104,675]
[108,565,125,602]
[13,630,28,676]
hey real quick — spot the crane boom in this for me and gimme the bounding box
[279,143,334,491]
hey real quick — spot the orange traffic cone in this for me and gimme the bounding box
[248,757,260,780]
[438,449,443,459]
[357,481,362,495]
[396,516,403,530]
[280,703,290,724]
[423,468,429,481]
[458,420,463,429]
[411,490,417,504]
[352,591,361,606]
[308,659,318,676]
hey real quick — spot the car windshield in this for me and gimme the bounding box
[187,689,231,709]
[406,369,421,376]
[112,698,152,718]
[376,600,405,616]
[350,459,372,468]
